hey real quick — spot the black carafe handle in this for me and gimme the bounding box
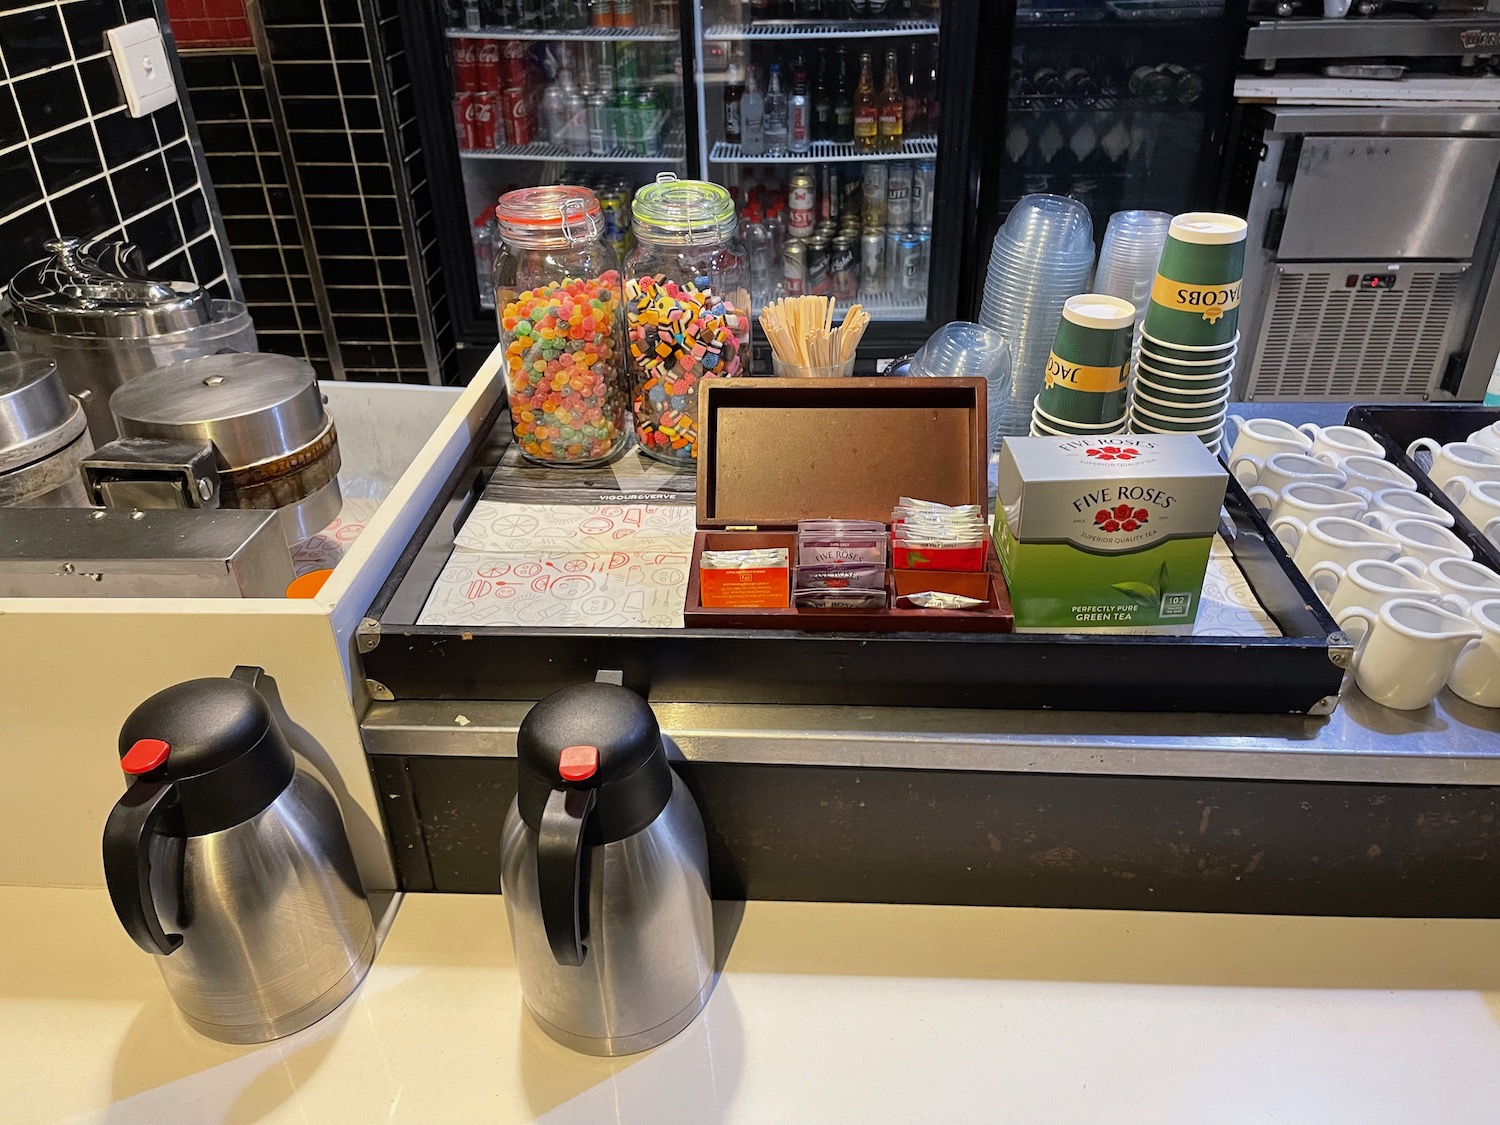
[537,785,596,967]
[103,779,183,955]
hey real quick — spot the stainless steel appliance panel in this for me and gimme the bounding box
[1277,136,1500,261]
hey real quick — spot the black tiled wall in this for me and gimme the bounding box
[179,50,331,374]
[0,0,232,299]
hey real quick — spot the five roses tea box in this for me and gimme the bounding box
[995,435,1228,629]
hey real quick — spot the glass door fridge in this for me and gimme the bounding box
[690,0,986,367]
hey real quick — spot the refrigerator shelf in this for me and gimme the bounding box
[703,18,939,39]
[443,25,678,40]
[709,137,938,163]
[460,140,686,162]
[1008,95,1206,111]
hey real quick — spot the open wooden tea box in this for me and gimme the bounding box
[682,376,1014,633]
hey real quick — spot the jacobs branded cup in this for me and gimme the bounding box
[1142,213,1247,350]
[1036,294,1136,427]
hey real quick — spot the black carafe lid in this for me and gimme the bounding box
[115,666,294,837]
[514,682,674,968]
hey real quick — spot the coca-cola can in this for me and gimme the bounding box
[500,86,535,147]
[453,38,478,93]
[454,93,473,148]
[465,91,497,150]
[476,39,500,91]
[500,39,530,86]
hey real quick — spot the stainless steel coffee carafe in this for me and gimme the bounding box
[103,666,374,1044]
[501,682,715,1056]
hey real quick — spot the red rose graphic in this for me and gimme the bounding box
[1113,503,1133,519]
[1122,519,1139,531]
[1103,519,1120,531]
[1134,508,1149,521]
[1095,509,1110,523]
[1093,502,1150,534]
[1086,444,1142,462]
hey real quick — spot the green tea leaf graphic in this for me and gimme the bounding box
[1112,581,1158,606]
[909,551,930,564]
[1155,560,1171,593]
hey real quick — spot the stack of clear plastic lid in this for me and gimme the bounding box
[793,519,889,608]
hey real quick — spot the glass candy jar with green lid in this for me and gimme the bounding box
[624,174,751,465]
[494,185,628,466]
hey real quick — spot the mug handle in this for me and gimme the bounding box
[1444,476,1474,505]
[1246,485,1277,515]
[1298,423,1322,439]
[1230,453,1262,488]
[1312,450,1344,467]
[1484,516,1500,549]
[1408,437,1442,461]
[1334,605,1378,677]
[1226,413,1246,442]
[1440,593,1475,618]
[1307,560,1344,602]
[1361,511,1396,532]
[1346,485,1375,505]
[1271,514,1306,554]
[1393,556,1427,577]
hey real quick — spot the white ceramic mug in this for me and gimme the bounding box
[1298,423,1383,461]
[1249,481,1367,523]
[1225,415,1313,465]
[1336,598,1482,711]
[1443,477,1500,547]
[1362,487,1454,527]
[1309,556,1452,620]
[1315,453,1417,493]
[1407,439,1500,491]
[1425,557,1500,611]
[1232,451,1346,494]
[1467,421,1500,453]
[1276,514,1403,573]
[1360,512,1473,566]
[1448,598,1500,708]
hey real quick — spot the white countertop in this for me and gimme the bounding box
[7,887,1500,1124]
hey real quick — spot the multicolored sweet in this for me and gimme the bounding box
[625,274,749,464]
[499,271,627,465]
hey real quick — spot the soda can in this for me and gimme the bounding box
[861,163,886,229]
[466,91,497,150]
[898,230,923,295]
[635,89,659,155]
[788,171,816,239]
[886,161,912,231]
[614,41,639,90]
[598,193,622,243]
[831,234,857,301]
[859,229,885,293]
[453,38,478,92]
[613,89,638,152]
[806,235,831,296]
[476,39,501,91]
[586,91,610,154]
[782,239,807,297]
[454,93,474,147]
[501,86,536,146]
[912,159,936,230]
[499,39,530,86]
[912,227,931,288]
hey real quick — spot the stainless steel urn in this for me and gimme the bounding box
[0,354,92,507]
[1,237,256,442]
[103,666,374,1044]
[501,682,716,1056]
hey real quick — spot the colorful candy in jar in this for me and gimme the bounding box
[500,272,627,465]
[625,274,748,463]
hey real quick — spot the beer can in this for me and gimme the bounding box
[614,41,639,90]
[453,38,478,92]
[859,229,885,294]
[466,91,497,150]
[788,171,816,239]
[813,219,837,243]
[885,226,904,280]
[861,163,886,229]
[476,39,500,91]
[818,164,840,224]
[841,169,863,227]
[839,215,861,240]
[886,161,912,231]
[831,234,857,301]
[912,159,936,230]
[586,92,609,155]
[898,230,923,295]
[912,228,932,288]
[598,193,623,243]
[806,235,831,297]
[635,89,659,155]
[782,239,807,297]
[499,39,530,87]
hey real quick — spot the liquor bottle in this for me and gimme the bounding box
[745,204,775,306]
[903,43,925,137]
[1032,66,1065,100]
[853,51,877,154]
[813,47,834,141]
[925,40,939,136]
[724,62,744,143]
[833,47,854,143]
[764,62,789,154]
[741,65,765,154]
[789,57,811,153]
[1063,65,1099,101]
[877,49,902,153]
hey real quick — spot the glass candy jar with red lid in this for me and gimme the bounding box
[493,185,628,466]
[624,174,751,465]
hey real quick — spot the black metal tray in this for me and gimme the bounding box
[361,409,1346,715]
[1345,404,1500,573]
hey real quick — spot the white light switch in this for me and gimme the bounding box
[106,19,178,118]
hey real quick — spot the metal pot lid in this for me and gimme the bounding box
[4,237,213,338]
[110,352,328,469]
[0,354,77,463]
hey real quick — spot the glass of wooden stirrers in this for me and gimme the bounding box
[759,295,871,377]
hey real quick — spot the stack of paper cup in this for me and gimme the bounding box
[1030,294,1134,438]
[1126,212,1246,454]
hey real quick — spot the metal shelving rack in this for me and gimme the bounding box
[702,18,938,39]
[708,137,938,163]
[443,25,678,40]
[461,139,687,162]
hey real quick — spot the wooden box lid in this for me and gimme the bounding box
[695,377,988,530]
